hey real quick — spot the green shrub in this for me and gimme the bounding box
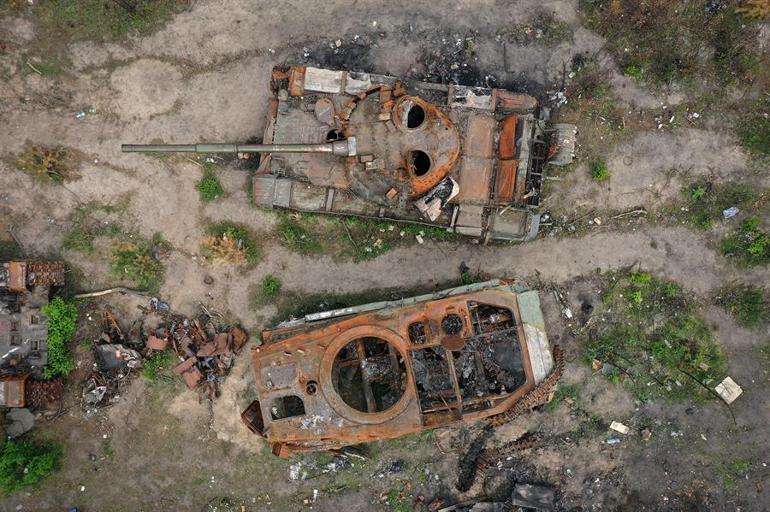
[142,350,174,380]
[591,161,610,182]
[41,297,77,379]
[196,167,224,202]
[0,439,63,494]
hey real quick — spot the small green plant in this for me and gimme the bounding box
[0,439,63,494]
[110,237,165,292]
[15,146,75,182]
[688,185,706,201]
[591,161,610,182]
[142,350,174,380]
[253,275,282,307]
[715,284,767,328]
[41,297,77,379]
[623,64,643,79]
[262,275,281,299]
[196,165,224,202]
[277,214,322,255]
[720,217,770,267]
[202,223,259,266]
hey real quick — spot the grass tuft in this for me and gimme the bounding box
[202,223,259,266]
[33,0,187,42]
[715,283,768,328]
[15,146,76,183]
[591,161,610,182]
[142,350,174,380]
[276,214,322,255]
[196,164,224,202]
[62,202,122,254]
[110,235,166,292]
[720,217,770,267]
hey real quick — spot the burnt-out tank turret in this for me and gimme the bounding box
[123,65,576,241]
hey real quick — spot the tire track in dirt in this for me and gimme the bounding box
[260,226,768,297]
[157,225,768,333]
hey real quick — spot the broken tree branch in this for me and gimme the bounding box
[609,208,647,220]
[73,287,149,299]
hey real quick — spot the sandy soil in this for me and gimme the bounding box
[0,1,768,511]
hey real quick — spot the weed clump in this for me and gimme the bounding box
[202,223,259,266]
[720,217,770,266]
[586,271,726,401]
[142,351,174,380]
[715,284,768,328]
[15,146,76,182]
[0,439,63,494]
[253,275,282,307]
[41,297,77,379]
[34,0,186,41]
[62,202,121,254]
[675,182,756,229]
[276,214,322,255]
[111,236,165,292]
[740,113,769,156]
[591,161,610,182]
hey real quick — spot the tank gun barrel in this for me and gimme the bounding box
[121,138,356,156]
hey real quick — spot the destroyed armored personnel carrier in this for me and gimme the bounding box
[124,65,576,241]
[240,280,558,456]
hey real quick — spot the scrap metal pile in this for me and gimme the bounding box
[83,302,248,411]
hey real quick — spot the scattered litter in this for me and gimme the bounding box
[416,234,424,244]
[562,307,573,319]
[722,206,739,219]
[701,434,707,441]
[606,437,621,445]
[715,376,743,404]
[610,421,630,435]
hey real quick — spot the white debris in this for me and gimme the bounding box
[562,307,573,319]
[723,206,739,219]
[415,234,424,244]
[610,421,630,435]
[715,376,743,404]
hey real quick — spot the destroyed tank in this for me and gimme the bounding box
[124,65,576,241]
[239,279,559,457]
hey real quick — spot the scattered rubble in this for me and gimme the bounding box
[81,300,249,411]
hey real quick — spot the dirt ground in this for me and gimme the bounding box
[1,1,769,511]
